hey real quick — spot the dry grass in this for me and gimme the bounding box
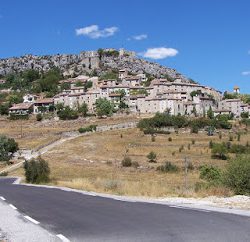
[0,114,142,149]
[6,118,250,198]
[36,127,250,197]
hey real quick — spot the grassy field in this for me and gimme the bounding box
[11,125,249,197]
[6,117,250,198]
[0,114,142,150]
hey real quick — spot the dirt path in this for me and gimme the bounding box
[0,121,138,174]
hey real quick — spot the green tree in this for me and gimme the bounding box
[24,157,50,184]
[224,155,250,195]
[211,143,228,160]
[22,69,40,83]
[0,135,18,162]
[95,98,114,117]
[207,106,214,119]
[57,106,78,120]
[0,103,9,115]
[78,103,88,117]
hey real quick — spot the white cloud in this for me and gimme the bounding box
[242,71,250,76]
[140,47,178,59]
[75,25,118,39]
[133,34,148,40]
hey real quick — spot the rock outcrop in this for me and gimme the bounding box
[0,49,190,82]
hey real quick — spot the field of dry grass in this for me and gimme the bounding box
[6,116,249,198]
[28,126,248,198]
[0,114,142,150]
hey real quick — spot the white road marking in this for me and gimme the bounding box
[24,216,40,224]
[9,204,17,210]
[56,234,70,242]
[0,196,6,201]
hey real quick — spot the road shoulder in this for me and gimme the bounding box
[0,199,59,242]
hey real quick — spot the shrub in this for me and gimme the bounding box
[78,125,97,133]
[131,161,139,168]
[209,140,214,149]
[122,156,132,167]
[0,171,8,176]
[179,145,184,153]
[36,113,43,121]
[168,137,172,142]
[9,113,29,120]
[151,135,156,142]
[58,106,78,120]
[24,157,50,184]
[223,155,250,195]
[157,162,179,173]
[237,133,241,141]
[229,144,250,154]
[211,143,228,160]
[191,124,199,134]
[187,162,194,171]
[229,135,233,141]
[191,139,195,145]
[104,180,120,191]
[0,135,18,162]
[199,165,222,184]
[187,144,191,150]
[219,132,222,139]
[147,151,157,163]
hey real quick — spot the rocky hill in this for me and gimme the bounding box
[0,49,191,82]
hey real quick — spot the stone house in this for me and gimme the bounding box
[9,103,33,115]
[218,99,243,117]
[33,98,54,114]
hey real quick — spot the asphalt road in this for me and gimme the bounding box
[0,178,249,242]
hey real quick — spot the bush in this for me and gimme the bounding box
[147,151,157,163]
[0,171,8,176]
[9,114,29,120]
[58,106,78,120]
[168,137,172,142]
[24,157,50,183]
[219,132,222,139]
[78,125,97,133]
[237,133,241,141]
[209,140,214,148]
[229,135,233,141]
[191,139,195,145]
[199,165,222,184]
[191,124,199,133]
[151,135,156,142]
[187,162,194,171]
[36,113,43,121]
[131,161,139,168]
[157,162,179,173]
[0,135,18,162]
[122,156,132,167]
[223,155,250,195]
[211,143,228,160]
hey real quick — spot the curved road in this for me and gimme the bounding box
[0,178,249,242]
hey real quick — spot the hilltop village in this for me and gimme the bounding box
[5,68,250,118]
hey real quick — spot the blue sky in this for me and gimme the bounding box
[0,0,250,93]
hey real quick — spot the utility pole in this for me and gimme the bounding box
[20,118,23,138]
[184,157,188,194]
